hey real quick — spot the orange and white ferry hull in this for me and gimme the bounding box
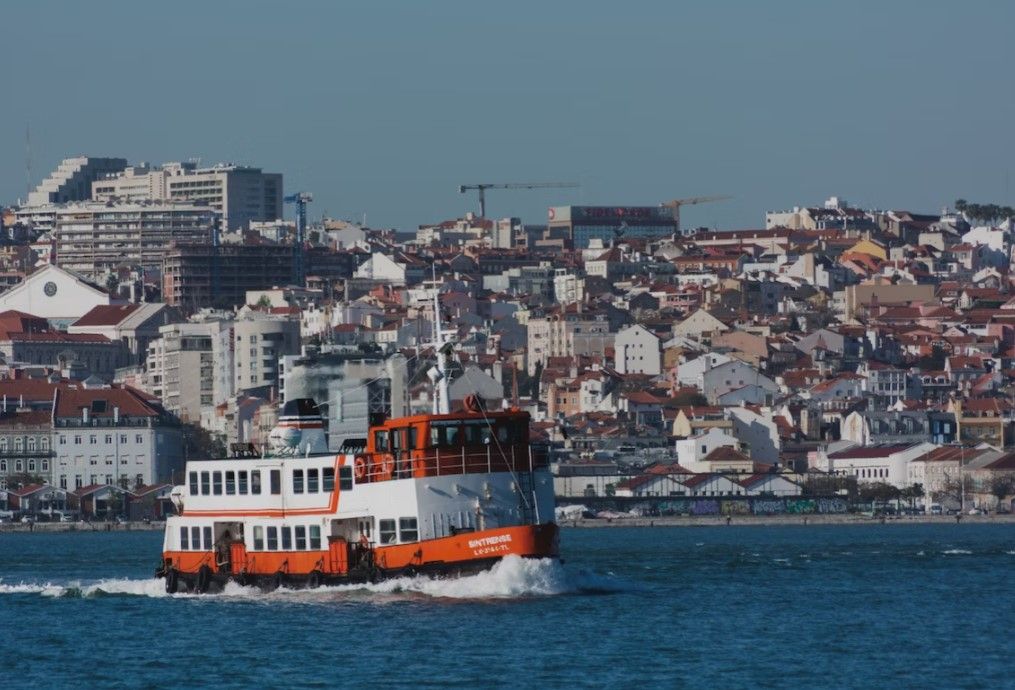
[157,441,558,593]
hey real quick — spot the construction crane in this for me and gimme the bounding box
[285,192,312,286]
[660,195,732,235]
[458,182,579,218]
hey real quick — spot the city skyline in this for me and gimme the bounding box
[3,1,1013,230]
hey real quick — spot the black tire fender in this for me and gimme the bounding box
[195,565,212,594]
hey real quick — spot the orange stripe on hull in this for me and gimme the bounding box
[163,524,558,577]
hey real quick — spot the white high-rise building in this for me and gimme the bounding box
[92,161,283,230]
[28,157,127,206]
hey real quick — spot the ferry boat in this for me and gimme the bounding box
[156,296,558,593]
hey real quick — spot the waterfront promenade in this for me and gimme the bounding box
[4,513,1015,533]
[564,513,1015,527]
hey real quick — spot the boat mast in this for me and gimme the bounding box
[430,268,454,415]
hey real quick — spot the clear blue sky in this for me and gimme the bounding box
[3,1,1013,230]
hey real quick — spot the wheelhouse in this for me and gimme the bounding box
[356,409,545,482]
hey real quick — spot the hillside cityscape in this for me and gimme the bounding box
[1,155,1014,520]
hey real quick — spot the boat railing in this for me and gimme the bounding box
[358,443,548,483]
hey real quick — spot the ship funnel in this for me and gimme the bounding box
[268,398,329,455]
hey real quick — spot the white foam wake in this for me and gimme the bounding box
[0,556,628,602]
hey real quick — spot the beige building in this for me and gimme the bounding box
[526,312,610,375]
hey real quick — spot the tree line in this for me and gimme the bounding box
[955,199,1015,224]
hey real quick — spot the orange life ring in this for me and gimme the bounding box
[354,457,367,480]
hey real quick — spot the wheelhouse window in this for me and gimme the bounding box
[309,525,321,550]
[293,469,304,494]
[374,430,389,452]
[338,466,353,491]
[429,421,462,448]
[295,525,306,550]
[378,519,397,544]
[253,526,264,550]
[307,468,319,493]
[267,526,278,550]
[322,467,335,492]
[188,471,198,495]
[251,470,262,495]
[399,517,419,543]
[200,471,210,495]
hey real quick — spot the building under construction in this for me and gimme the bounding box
[161,242,361,311]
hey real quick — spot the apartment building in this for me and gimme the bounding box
[144,320,234,423]
[52,201,214,278]
[233,316,301,395]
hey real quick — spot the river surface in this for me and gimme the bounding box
[1,524,1013,689]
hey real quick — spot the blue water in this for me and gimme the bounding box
[1,524,1013,689]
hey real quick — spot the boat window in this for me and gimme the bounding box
[270,470,281,495]
[464,421,484,445]
[203,526,212,550]
[307,468,319,493]
[253,526,264,550]
[295,525,307,550]
[281,526,292,550]
[309,525,321,550]
[399,517,418,543]
[238,471,248,495]
[338,466,353,491]
[212,472,223,496]
[408,427,418,450]
[378,519,397,544]
[225,471,236,495]
[479,424,494,445]
[497,424,510,443]
[267,526,278,550]
[391,429,403,451]
[293,469,304,494]
[200,471,210,495]
[251,470,262,495]
[322,467,335,492]
[180,526,189,550]
[374,430,389,452]
[188,472,198,496]
[191,526,201,550]
[429,422,462,448]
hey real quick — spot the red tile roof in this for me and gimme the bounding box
[72,304,141,328]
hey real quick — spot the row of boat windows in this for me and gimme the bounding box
[253,525,322,551]
[187,466,354,497]
[176,518,421,551]
[373,420,526,452]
